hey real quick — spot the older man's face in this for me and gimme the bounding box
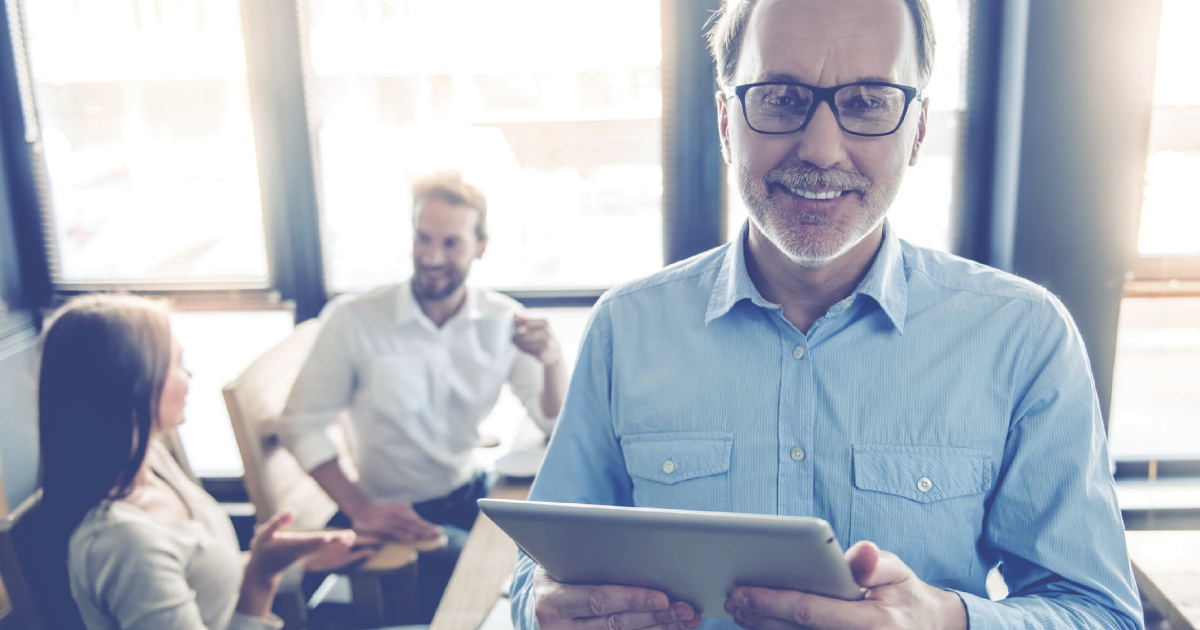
[718,0,928,267]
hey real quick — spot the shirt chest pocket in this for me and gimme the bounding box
[621,432,733,513]
[850,445,993,583]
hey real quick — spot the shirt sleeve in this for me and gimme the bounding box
[279,301,359,472]
[508,345,554,435]
[510,300,636,630]
[951,292,1143,630]
[77,521,284,630]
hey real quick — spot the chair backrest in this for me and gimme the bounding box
[0,491,86,630]
[223,319,357,532]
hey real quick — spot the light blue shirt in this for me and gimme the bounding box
[510,223,1142,630]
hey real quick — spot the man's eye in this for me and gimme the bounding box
[843,96,885,110]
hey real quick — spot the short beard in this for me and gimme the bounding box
[413,267,466,301]
[738,163,885,267]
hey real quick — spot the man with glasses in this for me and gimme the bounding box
[510,1,1141,630]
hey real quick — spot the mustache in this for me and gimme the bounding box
[764,165,870,193]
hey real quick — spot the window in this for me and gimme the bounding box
[171,309,295,476]
[726,0,969,252]
[1107,0,1200,468]
[301,0,664,292]
[20,0,268,284]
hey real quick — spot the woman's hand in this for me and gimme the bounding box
[245,511,357,580]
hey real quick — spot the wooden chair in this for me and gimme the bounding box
[223,319,427,628]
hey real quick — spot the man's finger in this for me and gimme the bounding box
[731,587,882,630]
[552,583,671,619]
[730,605,802,630]
[846,542,911,590]
[571,604,695,630]
[845,540,879,586]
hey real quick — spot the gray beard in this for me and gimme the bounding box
[737,163,888,267]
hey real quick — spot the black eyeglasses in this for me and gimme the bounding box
[727,81,923,137]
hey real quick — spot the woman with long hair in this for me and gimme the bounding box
[39,295,372,630]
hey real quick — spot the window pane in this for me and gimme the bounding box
[21,0,268,282]
[304,0,663,292]
[1138,0,1200,256]
[726,0,967,252]
[1107,297,1200,462]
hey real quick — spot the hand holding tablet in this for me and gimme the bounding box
[478,499,864,623]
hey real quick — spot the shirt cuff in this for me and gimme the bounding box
[288,431,341,473]
[229,612,285,630]
[952,588,1013,630]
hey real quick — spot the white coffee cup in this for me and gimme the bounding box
[473,314,514,356]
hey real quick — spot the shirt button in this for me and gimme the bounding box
[790,447,806,461]
[662,460,675,474]
[793,346,805,360]
[917,477,933,492]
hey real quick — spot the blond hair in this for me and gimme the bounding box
[706,0,936,89]
[411,171,489,241]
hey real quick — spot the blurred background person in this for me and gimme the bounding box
[280,171,568,621]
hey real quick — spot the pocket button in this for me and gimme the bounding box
[662,460,675,474]
[917,477,933,492]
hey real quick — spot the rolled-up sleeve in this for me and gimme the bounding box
[508,347,553,435]
[509,300,635,630]
[279,303,359,472]
[950,293,1143,630]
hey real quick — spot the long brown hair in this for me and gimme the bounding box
[36,295,173,624]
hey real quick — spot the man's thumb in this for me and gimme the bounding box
[845,540,880,586]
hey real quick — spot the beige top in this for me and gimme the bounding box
[68,441,292,630]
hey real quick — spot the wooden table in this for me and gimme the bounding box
[1126,530,1200,630]
[429,479,532,630]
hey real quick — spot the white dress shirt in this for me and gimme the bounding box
[280,281,554,504]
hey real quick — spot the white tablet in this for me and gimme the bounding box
[478,499,864,619]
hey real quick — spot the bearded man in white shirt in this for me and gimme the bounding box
[280,171,568,621]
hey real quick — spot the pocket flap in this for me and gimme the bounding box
[621,432,733,484]
[853,445,992,503]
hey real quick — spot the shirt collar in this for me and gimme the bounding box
[395,280,478,328]
[704,220,908,333]
[854,221,908,333]
[705,221,780,324]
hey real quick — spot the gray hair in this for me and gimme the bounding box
[706,0,937,88]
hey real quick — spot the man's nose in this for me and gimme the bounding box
[417,246,447,266]
[792,102,849,171]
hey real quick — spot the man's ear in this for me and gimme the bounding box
[475,238,488,260]
[909,97,930,167]
[716,91,733,164]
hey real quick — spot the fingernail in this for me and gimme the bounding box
[737,592,749,607]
